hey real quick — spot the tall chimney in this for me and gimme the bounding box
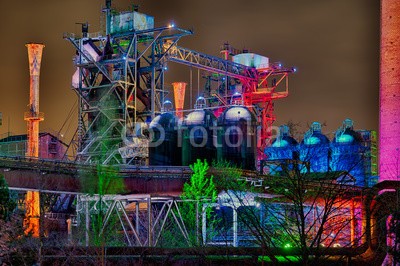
[172,82,187,120]
[24,43,44,237]
[379,1,400,181]
[25,43,44,157]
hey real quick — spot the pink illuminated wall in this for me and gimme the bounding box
[379,0,400,181]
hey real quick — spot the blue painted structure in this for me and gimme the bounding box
[264,119,376,187]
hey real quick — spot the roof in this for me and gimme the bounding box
[270,135,298,148]
[149,112,177,129]
[0,132,68,146]
[184,109,216,126]
[302,132,330,145]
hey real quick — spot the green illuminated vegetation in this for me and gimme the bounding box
[181,159,217,245]
[181,159,217,203]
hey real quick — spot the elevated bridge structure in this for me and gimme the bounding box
[0,156,260,195]
[0,156,190,195]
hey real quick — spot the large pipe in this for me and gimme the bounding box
[379,1,400,182]
[24,43,45,238]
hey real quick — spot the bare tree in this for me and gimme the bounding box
[211,158,368,265]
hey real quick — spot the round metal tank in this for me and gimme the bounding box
[148,112,181,166]
[182,108,217,166]
[264,125,298,175]
[217,106,257,170]
[300,122,330,172]
[331,119,365,186]
[265,125,298,160]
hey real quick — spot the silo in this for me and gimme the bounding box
[148,112,181,166]
[264,125,298,175]
[182,97,217,166]
[300,122,330,173]
[217,105,257,170]
[331,119,366,186]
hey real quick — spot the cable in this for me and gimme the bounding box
[58,99,78,135]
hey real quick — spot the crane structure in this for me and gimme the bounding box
[65,1,294,165]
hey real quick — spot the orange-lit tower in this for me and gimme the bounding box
[24,43,45,237]
[172,82,187,120]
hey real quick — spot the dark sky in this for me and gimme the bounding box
[0,0,379,143]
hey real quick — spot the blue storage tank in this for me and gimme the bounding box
[264,125,299,175]
[300,122,330,172]
[265,125,298,160]
[148,112,181,166]
[331,119,366,186]
[217,105,257,170]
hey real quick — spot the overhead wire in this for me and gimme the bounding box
[58,99,78,137]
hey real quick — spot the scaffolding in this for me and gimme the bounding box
[65,2,294,166]
[65,20,192,164]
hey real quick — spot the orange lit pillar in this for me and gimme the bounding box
[24,43,45,237]
[172,82,187,120]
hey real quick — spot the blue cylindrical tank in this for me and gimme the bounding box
[331,119,366,186]
[265,125,298,160]
[148,112,181,166]
[264,125,299,175]
[182,108,217,166]
[300,122,330,172]
[217,106,257,170]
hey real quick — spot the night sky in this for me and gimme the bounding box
[0,0,379,143]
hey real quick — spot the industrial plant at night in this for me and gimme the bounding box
[0,0,397,265]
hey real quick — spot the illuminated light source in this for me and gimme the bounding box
[336,134,354,143]
[163,66,168,71]
[168,23,175,28]
[284,243,292,249]
[292,67,297,72]
[304,136,321,145]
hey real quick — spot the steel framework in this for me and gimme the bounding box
[65,2,294,165]
[65,25,192,164]
[74,194,205,247]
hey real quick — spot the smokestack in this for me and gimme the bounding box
[379,0,400,182]
[25,43,44,158]
[24,43,44,238]
[172,82,187,120]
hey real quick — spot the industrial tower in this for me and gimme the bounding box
[65,1,294,166]
[24,43,45,237]
[380,0,400,182]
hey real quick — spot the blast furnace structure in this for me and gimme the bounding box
[65,0,294,168]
